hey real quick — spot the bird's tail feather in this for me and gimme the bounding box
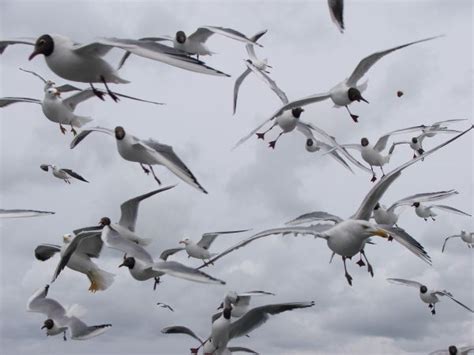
[87,269,115,292]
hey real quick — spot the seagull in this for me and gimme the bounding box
[331,125,437,182]
[258,36,441,123]
[0,69,163,134]
[328,0,345,33]
[161,230,250,263]
[410,201,471,221]
[442,230,473,252]
[44,187,173,289]
[0,34,229,97]
[0,209,54,218]
[202,127,473,285]
[215,290,275,319]
[232,30,287,115]
[387,278,474,315]
[373,190,459,226]
[210,301,315,354]
[34,229,114,293]
[161,326,258,355]
[429,345,474,355]
[40,164,89,184]
[70,126,207,193]
[156,302,174,312]
[27,285,111,341]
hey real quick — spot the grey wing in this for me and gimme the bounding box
[0,209,55,218]
[159,247,185,261]
[271,92,331,118]
[142,140,208,194]
[351,126,473,221]
[245,60,288,104]
[229,301,315,339]
[228,347,259,354]
[0,97,41,108]
[67,316,112,340]
[106,226,153,263]
[56,84,82,93]
[347,35,442,86]
[246,30,267,60]
[197,229,250,249]
[432,118,467,127]
[200,26,261,46]
[328,0,344,33]
[233,67,252,114]
[63,89,96,110]
[374,125,434,152]
[386,278,423,288]
[119,185,176,232]
[380,225,431,265]
[431,205,471,216]
[117,36,176,70]
[152,261,225,285]
[35,244,61,261]
[388,190,458,211]
[27,286,66,318]
[72,225,103,235]
[161,326,203,344]
[199,224,332,268]
[62,169,89,183]
[0,38,35,54]
[70,126,114,149]
[434,291,474,313]
[188,28,215,43]
[459,346,474,355]
[51,231,103,282]
[285,211,343,225]
[441,235,461,253]
[18,67,48,84]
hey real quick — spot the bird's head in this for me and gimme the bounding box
[114,126,126,140]
[119,255,135,269]
[223,307,232,320]
[361,137,369,147]
[419,285,428,294]
[412,202,420,208]
[99,217,111,226]
[305,138,320,152]
[179,238,191,245]
[29,34,54,60]
[63,234,72,243]
[356,221,390,239]
[46,87,61,98]
[374,203,380,211]
[176,31,187,44]
[448,345,458,355]
[291,107,304,118]
[348,87,369,103]
[41,319,54,330]
[411,137,418,144]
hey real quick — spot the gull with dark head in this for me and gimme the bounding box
[40,164,89,184]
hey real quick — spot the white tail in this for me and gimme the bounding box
[88,269,115,292]
[72,115,93,128]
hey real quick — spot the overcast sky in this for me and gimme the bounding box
[0,0,473,354]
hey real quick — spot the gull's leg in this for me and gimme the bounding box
[59,124,67,134]
[100,75,120,102]
[342,256,353,286]
[380,166,386,177]
[89,83,106,101]
[268,131,284,149]
[148,165,162,185]
[361,249,374,277]
[345,106,359,122]
[369,166,377,183]
[63,330,67,341]
[153,277,161,291]
[356,252,365,267]
[431,304,436,315]
[140,163,150,174]
[256,122,277,140]
[70,125,77,136]
[430,216,436,221]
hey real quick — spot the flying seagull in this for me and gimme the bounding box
[442,230,473,252]
[40,164,89,183]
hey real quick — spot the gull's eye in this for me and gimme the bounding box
[38,39,45,45]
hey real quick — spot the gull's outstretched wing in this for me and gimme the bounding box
[159,247,185,261]
[0,38,35,54]
[285,211,344,225]
[246,30,267,61]
[0,209,54,218]
[67,316,111,340]
[229,301,315,339]
[347,36,442,86]
[433,290,474,313]
[430,205,471,216]
[27,285,66,319]
[161,326,204,344]
[245,61,288,104]
[200,26,263,46]
[233,68,252,114]
[386,278,423,289]
[151,261,225,285]
[70,126,114,149]
[0,97,41,108]
[35,244,61,261]
[119,185,176,232]
[197,229,250,250]
[62,169,89,183]
[387,190,458,212]
[352,126,473,221]
[441,234,462,253]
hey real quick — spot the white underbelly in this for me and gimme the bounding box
[327,235,364,257]
[420,292,438,304]
[276,113,297,132]
[361,149,385,167]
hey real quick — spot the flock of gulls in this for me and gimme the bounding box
[0,1,473,354]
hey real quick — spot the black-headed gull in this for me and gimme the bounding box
[373,190,458,226]
[40,164,89,184]
[215,290,275,319]
[27,285,111,341]
[429,345,474,355]
[261,36,441,122]
[387,278,474,315]
[442,230,473,252]
[70,126,207,193]
[202,127,473,285]
[411,201,471,221]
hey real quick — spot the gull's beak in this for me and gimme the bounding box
[118,262,125,268]
[179,240,186,245]
[372,228,390,239]
[360,96,369,104]
[53,91,61,97]
[29,49,40,61]
[217,302,223,310]
[41,325,47,329]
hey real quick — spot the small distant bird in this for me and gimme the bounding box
[387,278,474,315]
[397,90,404,97]
[40,164,89,184]
[411,201,471,221]
[429,345,474,355]
[156,302,174,312]
[70,126,207,193]
[260,36,441,122]
[442,230,473,252]
[27,285,111,341]
[328,0,345,33]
